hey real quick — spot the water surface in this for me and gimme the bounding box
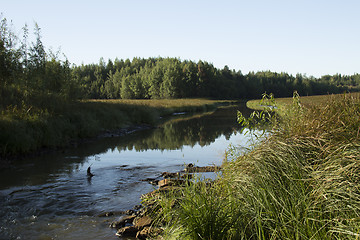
[0,104,255,240]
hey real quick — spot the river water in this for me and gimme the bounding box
[0,104,254,240]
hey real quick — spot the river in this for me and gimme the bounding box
[0,104,255,240]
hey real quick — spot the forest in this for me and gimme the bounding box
[1,16,360,114]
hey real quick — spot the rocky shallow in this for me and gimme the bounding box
[98,163,222,239]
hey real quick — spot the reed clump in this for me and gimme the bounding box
[155,93,360,239]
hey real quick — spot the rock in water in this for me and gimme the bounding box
[109,215,136,228]
[115,226,138,237]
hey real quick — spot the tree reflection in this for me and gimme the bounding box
[115,104,252,152]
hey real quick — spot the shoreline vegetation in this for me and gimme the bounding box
[131,93,360,240]
[0,99,233,162]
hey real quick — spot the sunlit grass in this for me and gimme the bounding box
[247,92,360,111]
[86,98,232,108]
[150,93,360,239]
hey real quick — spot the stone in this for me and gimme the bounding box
[115,226,138,237]
[124,209,135,215]
[134,204,142,210]
[136,226,151,239]
[158,179,169,187]
[134,215,152,229]
[136,227,164,239]
[158,179,185,188]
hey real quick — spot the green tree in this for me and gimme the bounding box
[27,23,46,90]
[148,63,164,99]
[0,17,21,90]
[120,75,134,99]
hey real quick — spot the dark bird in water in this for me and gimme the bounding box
[87,166,94,177]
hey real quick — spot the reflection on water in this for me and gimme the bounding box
[0,104,254,240]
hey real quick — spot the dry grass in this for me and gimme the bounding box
[86,98,231,108]
[247,92,360,111]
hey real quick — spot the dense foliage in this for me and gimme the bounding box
[1,16,360,113]
[73,57,360,100]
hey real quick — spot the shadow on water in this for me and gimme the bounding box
[0,103,254,240]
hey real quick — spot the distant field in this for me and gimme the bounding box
[247,92,360,111]
[86,98,233,108]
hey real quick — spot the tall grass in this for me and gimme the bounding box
[155,93,360,239]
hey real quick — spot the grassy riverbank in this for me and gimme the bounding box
[147,93,360,239]
[246,92,360,112]
[0,99,230,158]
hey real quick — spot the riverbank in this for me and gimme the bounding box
[0,99,234,163]
[144,93,360,239]
[246,92,360,112]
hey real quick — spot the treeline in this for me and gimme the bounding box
[1,16,360,113]
[73,57,360,100]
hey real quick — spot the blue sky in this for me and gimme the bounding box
[2,0,359,77]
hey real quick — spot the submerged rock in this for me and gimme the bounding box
[161,171,180,178]
[141,177,159,185]
[98,210,126,217]
[115,226,138,237]
[124,209,135,215]
[98,212,114,217]
[109,215,136,228]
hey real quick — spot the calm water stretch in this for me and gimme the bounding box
[0,104,255,240]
